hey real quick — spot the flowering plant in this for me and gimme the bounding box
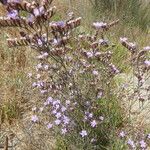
[0,0,149,149]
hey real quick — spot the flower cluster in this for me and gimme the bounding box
[119,130,150,149]
[120,37,150,103]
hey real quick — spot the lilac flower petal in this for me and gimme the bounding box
[7,9,19,19]
[92,70,98,75]
[144,60,150,66]
[31,115,39,123]
[90,120,97,128]
[139,140,147,148]
[27,14,35,23]
[127,139,135,149]
[61,128,67,134]
[119,131,126,138]
[143,46,150,51]
[8,0,21,3]
[55,119,61,125]
[55,112,61,118]
[56,21,66,27]
[93,22,107,29]
[80,130,88,137]
[47,123,53,129]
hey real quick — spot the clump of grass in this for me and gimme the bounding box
[0,22,29,125]
[0,100,21,125]
[90,0,150,31]
[62,0,150,32]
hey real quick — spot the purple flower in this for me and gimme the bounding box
[86,52,93,58]
[55,112,62,118]
[119,131,126,138]
[93,22,107,29]
[7,9,19,19]
[54,119,61,125]
[127,139,135,149]
[61,128,67,134]
[63,116,70,125]
[143,46,150,51]
[43,52,49,57]
[139,140,147,149]
[47,123,53,129]
[56,21,66,28]
[27,14,35,23]
[80,130,88,137]
[52,39,59,46]
[40,90,47,94]
[52,109,57,114]
[90,120,97,128]
[54,104,60,110]
[31,115,39,123]
[32,82,37,87]
[37,81,44,88]
[44,64,49,70]
[39,6,45,14]
[37,39,43,46]
[88,113,93,118]
[47,97,53,104]
[33,6,45,17]
[33,8,40,17]
[44,101,48,106]
[52,100,60,106]
[92,70,99,76]
[36,63,42,69]
[8,0,21,3]
[61,106,67,112]
[144,60,150,67]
